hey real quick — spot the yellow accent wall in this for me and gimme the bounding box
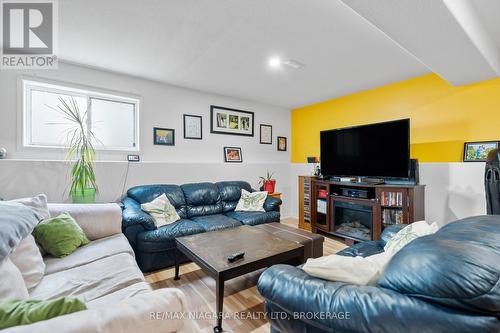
[291,74,500,163]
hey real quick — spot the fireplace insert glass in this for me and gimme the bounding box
[333,201,373,241]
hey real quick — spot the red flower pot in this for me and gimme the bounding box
[263,180,276,193]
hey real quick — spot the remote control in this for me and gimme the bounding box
[227,252,245,262]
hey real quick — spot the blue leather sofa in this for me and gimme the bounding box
[258,215,500,332]
[121,181,282,272]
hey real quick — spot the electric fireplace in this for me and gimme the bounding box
[332,200,373,241]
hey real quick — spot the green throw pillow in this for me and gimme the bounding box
[0,297,87,329]
[33,213,90,258]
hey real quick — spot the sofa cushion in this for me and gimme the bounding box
[379,215,500,316]
[181,183,222,217]
[224,211,280,226]
[14,289,189,333]
[86,282,151,308]
[190,214,242,232]
[216,181,253,212]
[10,235,45,290]
[136,219,205,252]
[44,233,134,275]
[127,184,187,219]
[0,202,39,261]
[30,253,144,302]
[0,258,29,299]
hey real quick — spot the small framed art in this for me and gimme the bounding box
[224,147,243,163]
[260,124,272,144]
[183,114,202,139]
[210,105,254,137]
[153,127,175,146]
[277,136,287,151]
[464,141,499,162]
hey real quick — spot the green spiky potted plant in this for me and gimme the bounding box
[259,171,276,193]
[49,97,98,203]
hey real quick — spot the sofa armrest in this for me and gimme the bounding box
[336,240,385,257]
[122,197,156,231]
[263,196,282,212]
[47,203,121,241]
[336,224,406,258]
[257,264,499,333]
[2,289,193,333]
[380,224,406,245]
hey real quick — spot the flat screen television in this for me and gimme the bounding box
[320,119,410,179]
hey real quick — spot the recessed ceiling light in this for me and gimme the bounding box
[283,59,305,69]
[268,57,282,68]
[268,56,305,70]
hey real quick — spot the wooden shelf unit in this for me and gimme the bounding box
[308,178,425,243]
[298,176,314,231]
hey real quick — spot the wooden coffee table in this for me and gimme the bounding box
[174,225,304,332]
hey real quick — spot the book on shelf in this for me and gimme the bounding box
[381,191,403,207]
[382,209,403,225]
[317,199,327,214]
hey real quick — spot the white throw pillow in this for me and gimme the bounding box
[141,194,180,227]
[235,189,267,212]
[11,194,50,220]
[303,252,391,285]
[384,221,439,256]
[0,258,29,299]
[10,235,46,290]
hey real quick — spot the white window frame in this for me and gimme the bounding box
[21,77,140,152]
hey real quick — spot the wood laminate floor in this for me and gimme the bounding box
[145,218,347,333]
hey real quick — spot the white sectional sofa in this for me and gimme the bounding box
[1,202,192,333]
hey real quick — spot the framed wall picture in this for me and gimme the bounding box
[260,124,272,144]
[210,105,254,136]
[183,114,202,139]
[277,136,287,151]
[224,147,243,163]
[464,141,499,162]
[153,127,175,146]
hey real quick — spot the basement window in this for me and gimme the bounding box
[22,79,140,151]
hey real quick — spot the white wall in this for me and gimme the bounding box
[419,162,486,224]
[0,62,490,222]
[0,63,293,215]
[289,162,487,225]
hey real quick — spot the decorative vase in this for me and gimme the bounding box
[70,188,96,204]
[263,180,276,193]
[0,147,6,159]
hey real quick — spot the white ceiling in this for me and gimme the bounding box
[58,0,427,108]
[58,0,499,108]
[341,0,500,85]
